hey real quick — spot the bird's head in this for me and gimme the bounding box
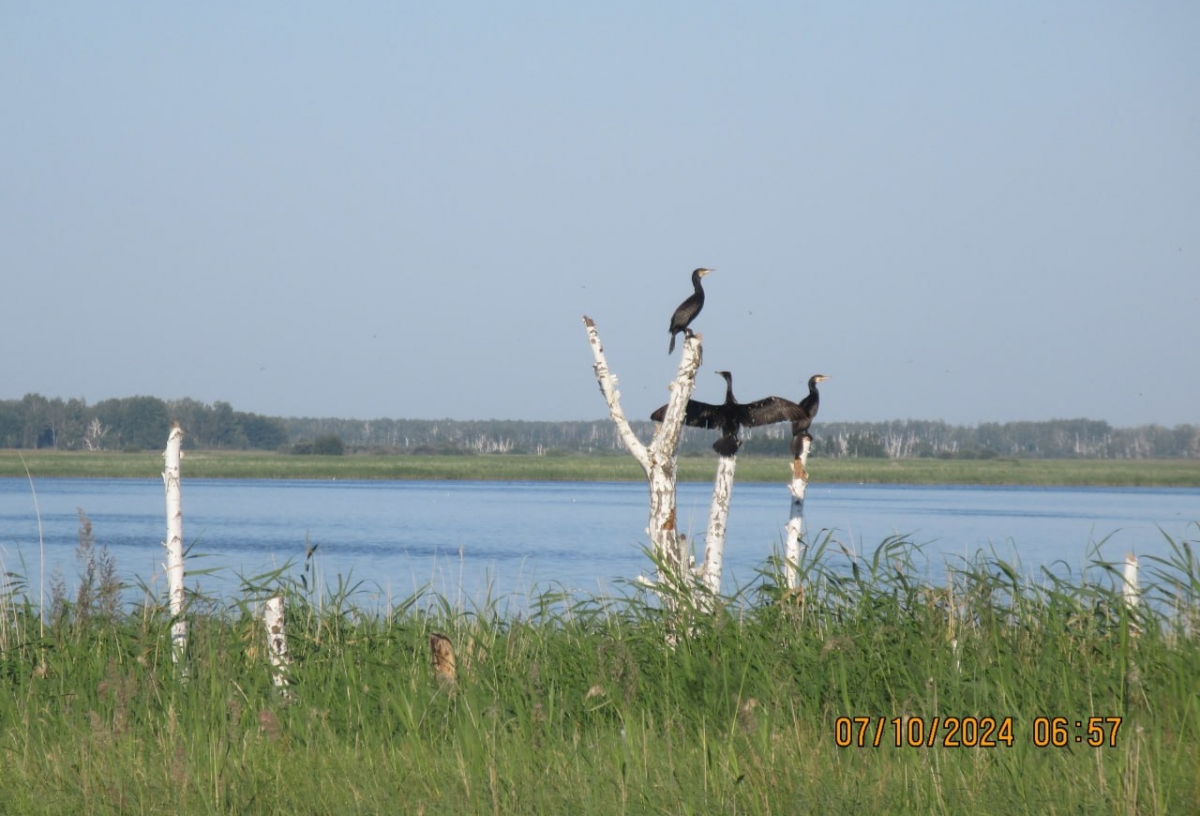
[715,370,732,384]
[810,374,829,386]
[693,268,712,278]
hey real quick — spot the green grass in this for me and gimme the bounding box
[2,533,1198,814]
[3,449,1200,486]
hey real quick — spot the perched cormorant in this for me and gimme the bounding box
[651,372,830,460]
[651,370,800,457]
[668,268,711,353]
[782,374,829,459]
[694,370,743,455]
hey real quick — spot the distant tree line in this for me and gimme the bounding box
[286,414,1200,459]
[2,393,1197,459]
[0,394,287,452]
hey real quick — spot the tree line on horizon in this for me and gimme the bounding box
[1,393,1197,460]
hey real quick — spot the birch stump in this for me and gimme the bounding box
[1122,553,1139,611]
[263,594,292,694]
[783,433,813,591]
[1122,552,1142,691]
[1123,552,1141,640]
[162,421,188,670]
[583,315,702,603]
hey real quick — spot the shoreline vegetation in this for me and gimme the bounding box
[2,449,1200,486]
[2,534,1197,813]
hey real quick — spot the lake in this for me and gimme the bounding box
[1,477,1196,610]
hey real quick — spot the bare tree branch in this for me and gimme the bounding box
[583,314,703,589]
[582,316,650,471]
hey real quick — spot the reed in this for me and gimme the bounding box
[0,528,1197,814]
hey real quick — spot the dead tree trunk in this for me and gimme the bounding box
[699,453,736,596]
[1123,553,1139,611]
[583,315,702,601]
[783,434,813,590]
[162,421,187,671]
[263,593,292,694]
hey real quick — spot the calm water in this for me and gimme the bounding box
[1,477,1196,608]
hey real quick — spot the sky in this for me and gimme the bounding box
[3,2,1197,428]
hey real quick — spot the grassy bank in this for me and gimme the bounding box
[1,535,1197,814]
[3,449,1200,486]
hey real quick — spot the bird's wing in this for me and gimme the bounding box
[685,399,727,429]
[739,396,803,427]
[652,399,725,429]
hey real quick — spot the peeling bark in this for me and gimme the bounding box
[583,315,702,597]
[699,453,737,596]
[783,433,812,590]
[263,594,291,692]
[162,421,187,670]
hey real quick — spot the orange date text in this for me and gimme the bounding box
[834,716,1015,748]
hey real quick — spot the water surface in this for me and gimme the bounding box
[0,478,1195,608]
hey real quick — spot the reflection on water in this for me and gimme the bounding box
[0,477,1195,608]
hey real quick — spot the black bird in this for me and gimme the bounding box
[667,268,712,353]
[653,372,830,460]
[784,374,829,458]
[651,370,799,457]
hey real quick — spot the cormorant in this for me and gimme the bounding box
[785,374,828,458]
[651,370,798,457]
[668,268,711,353]
[651,372,829,460]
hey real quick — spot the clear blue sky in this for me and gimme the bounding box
[3,2,1197,427]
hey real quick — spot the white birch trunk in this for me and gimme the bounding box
[1122,553,1139,611]
[1123,552,1141,644]
[162,421,187,669]
[783,434,812,590]
[263,593,291,692]
[699,453,736,596]
[583,315,702,600]
[1123,552,1142,689]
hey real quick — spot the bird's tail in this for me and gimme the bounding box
[668,333,676,354]
[713,435,740,457]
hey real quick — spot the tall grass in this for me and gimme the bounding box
[0,530,1197,814]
